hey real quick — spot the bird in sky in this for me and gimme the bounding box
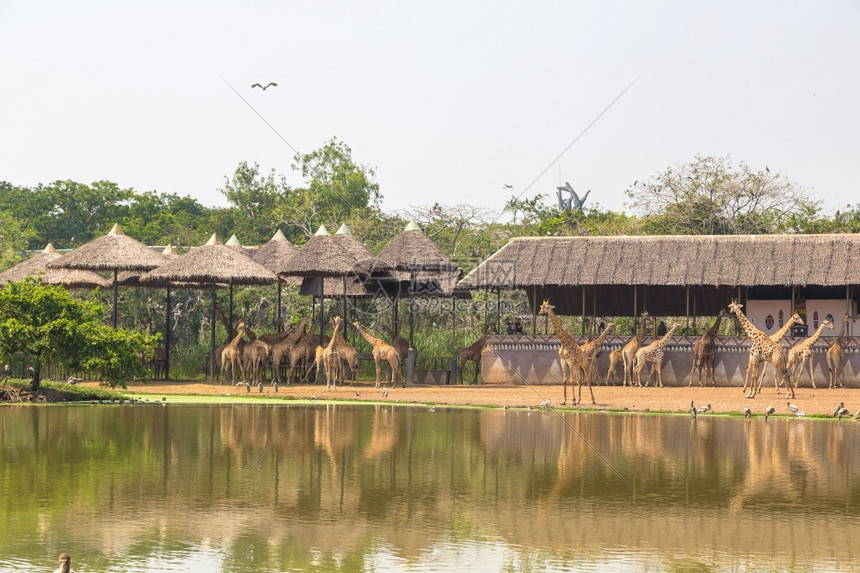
[502,184,513,189]
[252,82,278,90]
[765,166,771,173]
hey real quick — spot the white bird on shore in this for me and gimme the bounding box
[833,402,845,417]
[837,408,850,420]
[787,402,799,414]
[697,404,711,415]
[765,406,776,421]
[539,400,551,409]
[382,387,389,398]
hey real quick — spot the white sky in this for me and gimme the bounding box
[1,1,858,217]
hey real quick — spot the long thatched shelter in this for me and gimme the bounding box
[140,233,277,381]
[0,243,111,289]
[458,234,860,323]
[47,224,166,327]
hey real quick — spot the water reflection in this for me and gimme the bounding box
[1,404,860,571]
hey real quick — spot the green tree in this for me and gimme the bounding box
[219,162,288,245]
[0,278,157,390]
[282,137,382,238]
[625,155,817,235]
[0,211,37,271]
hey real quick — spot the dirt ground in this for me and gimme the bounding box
[87,379,860,418]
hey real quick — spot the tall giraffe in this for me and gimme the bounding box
[749,311,803,393]
[581,322,615,385]
[787,317,833,388]
[538,300,592,405]
[321,317,342,391]
[827,314,850,389]
[622,311,650,387]
[220,322,247,385]
[354,321,402,388]
[457,325,495,384]
[686,310,728,387]
[633,323,679,387]
[728,300,794,399]
[271,317,309,385]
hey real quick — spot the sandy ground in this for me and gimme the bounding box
[83,379,860,418]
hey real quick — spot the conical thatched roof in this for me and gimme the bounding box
[251,230,301,286]
[0,243,111,289]
[252,230,298,271]
[118,245,193,288]
[47,223,166,272]
[332,223,375,264]
[277,226,361,278]
[140,234,277,286]
[375,222,457,272]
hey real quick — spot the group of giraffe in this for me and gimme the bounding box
[218,315,404,392]
[538,298,851,404]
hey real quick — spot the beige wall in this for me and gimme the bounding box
[481,335,858,387]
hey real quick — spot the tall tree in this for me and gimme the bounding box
[282,137,381,238]
[625,155,817,235]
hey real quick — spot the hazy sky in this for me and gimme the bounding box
[2,1,858,217]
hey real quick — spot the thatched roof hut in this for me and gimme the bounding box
[458,234,860,316]
[0,243,111,289]
[140,234,277,287]
[373,221,461,296]
[276,225,361,278]
[47,223,166,272]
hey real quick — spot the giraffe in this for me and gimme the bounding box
[457,325,495,384]
[728,300,794,399]
[330,322,358,384]
[748,311,803,393]
[271,317,309,385]
[581,322,615,385]
[321,316,343,391]
[382,324,410,363]
[354,321,402,388]
[538,299,592,405]
[220,321,247,385]
[241,338,270,390]
[827,314,850,389]
[787,317,833,388]
[621,311,650,387]
[604,347,623,385]
[686,310,728,387]
[290,326,330,383]
[633,323,679,388]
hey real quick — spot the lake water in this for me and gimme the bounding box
[1,403,860,572]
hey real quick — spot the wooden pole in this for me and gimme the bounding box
[165,286,171,380]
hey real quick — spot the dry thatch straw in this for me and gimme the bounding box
[300,276,374,298]
[0,243,111,289]
[457,234,860,289]
[374,221,457,273]
[251,230,302,286]
[276,225,362,278]
[140,234,277,287]
[47,223,166,272]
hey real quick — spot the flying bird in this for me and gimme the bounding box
[765,166,771,173]
[252,82,278,90]
[502,184,513,189]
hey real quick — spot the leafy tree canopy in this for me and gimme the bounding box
[0,278,158,390]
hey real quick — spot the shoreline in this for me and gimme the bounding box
[79,380,860,419]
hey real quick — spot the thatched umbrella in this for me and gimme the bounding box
[47,223,166,328]
[275,225,362,359]
[374,221,461,384]
[332,223,375,330]
[0,243,111,290]
[251,229,300,331]
[140,233,277,381]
